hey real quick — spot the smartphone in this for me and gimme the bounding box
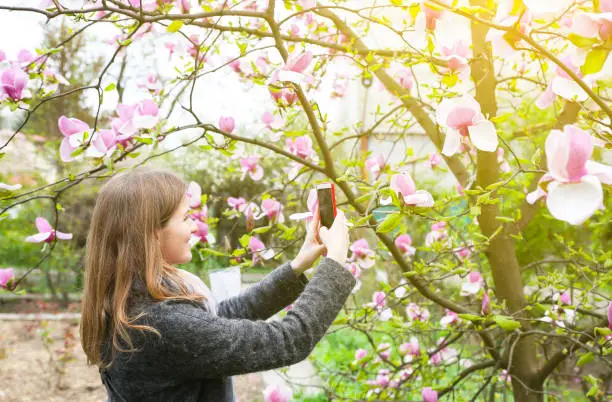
[316,182,337,229]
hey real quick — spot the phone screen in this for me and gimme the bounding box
[317,184,336,229]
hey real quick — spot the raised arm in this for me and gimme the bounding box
[216,261,309,320]
[152,257,355,379]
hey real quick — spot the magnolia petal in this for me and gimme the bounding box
[546,176,603,225]
[250,165,264,181]
[186,181,202,208]
[526,187,547,204]
[435,98,456,127]
[572,13,599,38]
[403,190,434,207]
[379,308,393,322]
[551,77,589,102]
[276,70,305,84]
[289,211,313,220]
[25,232,52,243]
[133,114,158,130]
[0,182,22,191]
[359,258,375,269]
[55,231,73,240]
[468,120,498,152]
[59,137,75,162]
[536,82,555,109]
[586,160,612,185]
[442,129,461,156]
[460,281,481,296]
[35,217,53,233]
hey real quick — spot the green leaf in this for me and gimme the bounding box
[252,226,272,234]
[376,212,402,233]
[581,47,610,76]
[239,234,251,248]
[389,0,402,5]
[567,33,599,49]
[493,315,521,331]
[594,327,612,337]
[458,314,483,322]
[104,83,116,91]
[442,73,458,87]
[134,137,153,144]
[577,352,595,367]
[167,20,184,33]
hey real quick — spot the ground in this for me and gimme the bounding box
[0,300,266,402]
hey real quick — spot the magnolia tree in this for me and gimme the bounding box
[1,0,612,400]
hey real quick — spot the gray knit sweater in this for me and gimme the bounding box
[100,257,356,401]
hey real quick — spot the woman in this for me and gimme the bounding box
[80,169,355,401]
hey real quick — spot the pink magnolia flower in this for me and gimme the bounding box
[436,95,498,156]
[376,343,391,360]
[608,302,612,330]
[440,309,461,328]
[273,50,314,84]
[422,387,438,402]
[1,67,28,101]
[88,129,118,158]
[331,73,349,98]
[137,73,161,94]
[461,271,484,296]
[263,384,292,402]
[349,239,376,269]
[128,0,158,12]
[0,268,14,289]
[406,302,430,322]
[418,1,445,31]
[228,197,246,211]
[399,336,420,361]
[430,338,459,365]
[249,237,275,265]
[355,348,368,361]
[58,116,91,162]
[365,154,386,178]
[486,1,532,57]
[261,198,284,223]
[454,245,472,260]
[262,111,284,131]
[0,50,6,62]
[394,67,413,91]
[481,292,492,315]
[25,217,72,243]
[425,221,448,246]
[186,181,202,209]
[242,202,263,221]
[285,135,314,159]
[219,116,235,133]
[176,0,191,13]
[571,10,612,42]
[553,291,571,306]
[536,56,591,109]
[375,369,390,388]
[426,153,442,169]
[440,40,471,79]
[389,172,434,207]
[601,0,612,12]
[526,125,612,225]
[394,234,416,256]
[17,49,35,67]
[113,100,159,139]
[240,155,264,181]
[298,0,316,9]
[369,291,386,311]
[193,220,213,244]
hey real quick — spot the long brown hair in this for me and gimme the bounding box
[80,169,206,368]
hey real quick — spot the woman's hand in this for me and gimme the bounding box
[317,210,349,267]
[290,206,327,275]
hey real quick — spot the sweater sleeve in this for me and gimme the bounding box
[150,257,355,379]
[216,261,308,320]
